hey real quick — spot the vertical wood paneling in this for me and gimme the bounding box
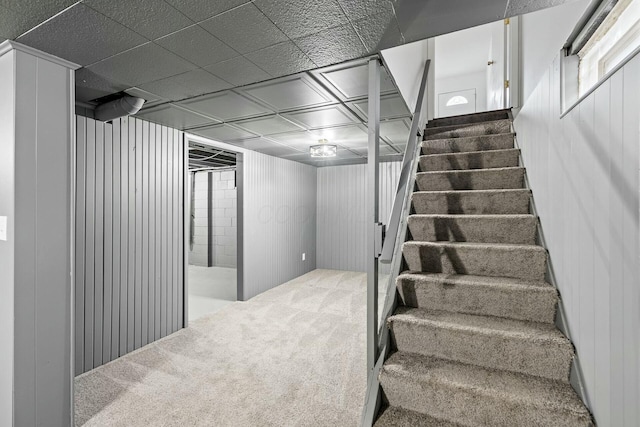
[127,119,135,353]
[94,121,104,368]
[75,117,86,375]
[241,152,317,300]
[75,116,185,375]
[84,118,95,370]
[141,121,149,346]
[103,123,113,364]
[118,117,128,357]
[514,53,640,427]
[111,120,121,361]
[316,162,401,272]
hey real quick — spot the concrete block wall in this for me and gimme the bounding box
[189,170,237,268]
[190,172,209,267]
[211,170,237,268]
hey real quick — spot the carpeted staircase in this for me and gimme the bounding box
[375,110,593,426]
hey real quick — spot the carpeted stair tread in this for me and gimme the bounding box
[396,272,557,323]
[419,149,520,171]
[407,214,537,245]
[423,119,512,140]
[425,109,510,128]
[379,352,593,427]
[375,406,463,427]
[411,189,531,215]
[388,307,573,381]
[402,241,547,281]
[421,133,514,155]
[416,167,525,191]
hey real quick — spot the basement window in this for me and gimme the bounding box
[564,0,640,107]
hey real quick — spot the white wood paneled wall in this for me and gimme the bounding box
[316,162,401,272]
[514,53,640,426]
[75,116,185,375]
[242,152,317,300]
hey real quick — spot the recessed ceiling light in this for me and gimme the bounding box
[310,139,337,158]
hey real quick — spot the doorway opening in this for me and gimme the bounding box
[433,19,515,118]
[187,140,242,322]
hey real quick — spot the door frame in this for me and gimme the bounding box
[183,133,244,324]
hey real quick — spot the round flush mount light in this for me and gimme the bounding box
[310,139,337,158]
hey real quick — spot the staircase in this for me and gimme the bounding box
[375,110,593,426]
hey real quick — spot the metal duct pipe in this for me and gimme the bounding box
[94,95,145,122]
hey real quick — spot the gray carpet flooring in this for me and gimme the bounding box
[75,269,378,427]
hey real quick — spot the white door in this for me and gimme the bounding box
[486,20,506,110]
[438,89,477,117]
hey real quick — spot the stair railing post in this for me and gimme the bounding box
[367,58,381,374]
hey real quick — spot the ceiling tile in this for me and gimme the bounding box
[84,0,193,40]
[245,41,315,77]
[380,119,411,146]
[223,137,283,151]
[138,69,231,101]
[0,5,30,39]
[199,3,289,54]
[265,131,321,149]
[75,68,129,103]
[336,0,394,21]
[135,104,218,129]
[189,123,257,141]
[254,0,349,39]
[233,115,304,135]
[204,56,272,87]
[283,105,360,129]
[0,0,76,38]
[179,91,273,121]
[164,0,251,22]
[254,144,303,158]
[87,42,198,86]
[240,76,335,112]
[318,63,396,100]
[155,24,238,67]
[350,94,411,121]
[353,8,404,52]
[310,124,369,149]
[17,3,147,66]
[294,24,367,67]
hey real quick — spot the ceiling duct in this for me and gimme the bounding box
[94,95,145,122]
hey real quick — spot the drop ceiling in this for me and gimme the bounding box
[1,0,575,166]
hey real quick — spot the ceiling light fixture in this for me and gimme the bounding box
[310,138,337,158]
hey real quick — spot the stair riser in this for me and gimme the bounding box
[422,134,514,155]
[411,191,531,215]
[426,111,510,128]
[423,120,511,140]
[379,371,591,427]
[402,243,547,281]
[407,215,536,245]
[397,277,557,323]
[416,168,525,191]
[390,320,572,381]
[420,149,520,171]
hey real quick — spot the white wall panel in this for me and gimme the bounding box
[316,162,401,272]
[75,116,186,375]
[242,153,317,300]
[514,52,640,427]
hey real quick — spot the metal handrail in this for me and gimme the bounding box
[380,60,431,262]
[361,59,431,427]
